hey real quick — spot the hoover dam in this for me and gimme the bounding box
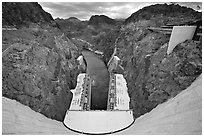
[2,51,202,134]
[2,74,201,134]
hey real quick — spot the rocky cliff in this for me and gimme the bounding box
[67,17,81,23]
[55,17,86,30]
[95,4,202,118]
[2,2,54,27]
[117,7,201,118]
[116,24,201,117]
[2,3,79,121]
[88,15,116,26]
[125,3,201,25]
[2,2,202,122]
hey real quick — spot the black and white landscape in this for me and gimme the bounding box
[2,2,202,134]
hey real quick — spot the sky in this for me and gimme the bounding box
[39,2,202,20]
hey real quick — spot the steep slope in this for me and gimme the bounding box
[55,17,86,31]
[125,3,201,25]
[2,2,54,27]
[116,22,202,118]
[88,15,116,26]
[2,2,80,122]
[55,17,87,38]
[96,3,202,119]
[2,26,79,121]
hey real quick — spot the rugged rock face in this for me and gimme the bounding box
[55,17,86,31]
[55,15,121,47]
[2,2,80,122]
[55,18,87,39]
[96,4,202,118]
[67,17,81,23]
[2,2,54,27]
[88,15,116,26]
[2,2,202,122]
[2,25,79,121]
[115,21,201,118]
[92,29,120,64]
[125,3,201,24]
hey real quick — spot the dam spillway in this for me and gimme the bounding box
[63,50,134,134]
[2,74,201,134]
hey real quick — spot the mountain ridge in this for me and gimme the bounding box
[2,2,54,27]
[88,15,116,26]
[125,3,201,24]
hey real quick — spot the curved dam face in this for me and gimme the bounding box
[2,74,201,134]
[82,50,110,110]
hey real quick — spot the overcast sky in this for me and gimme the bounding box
[39,2,202,20]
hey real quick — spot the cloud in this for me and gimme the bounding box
[39,2,202,20]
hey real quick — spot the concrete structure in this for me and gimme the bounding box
[64,72,134,134]
[76,55,83,65]
[107,74,130,110]
[167,26,197,54]
[64,52,134,134]
[2,74,201,134]
[2,48,201,134]
[149,19,202,40]
[69,74,85,110]
[2,97,76,135]
[69,74,92,110]
[115,74,130,110]
[108,56,120,72]
[76,55,86,72]
[63,110,134,134]
[94,50,103,55]
[117,74,202,135]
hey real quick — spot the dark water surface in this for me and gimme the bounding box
[82,50,110,110]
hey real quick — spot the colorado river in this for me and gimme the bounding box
[82,50,110,110]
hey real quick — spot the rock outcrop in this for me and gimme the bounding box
[95,4,202,118]
[2,2,54,27]
[2,2,80,122]
[67,17,81,23]
[88,15,116,26]
[2,25,79,121]
[2,2,202,122]
[115,22,201,118]
[55,17,86,31]
[125,3,201,25]
[55,17,87,39]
